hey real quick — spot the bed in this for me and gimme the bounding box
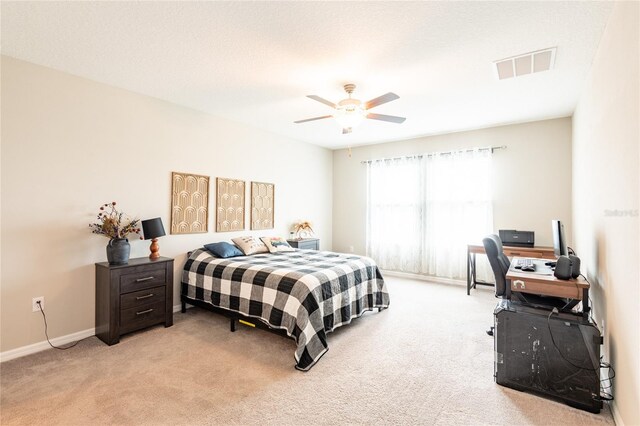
[181,248,390,371]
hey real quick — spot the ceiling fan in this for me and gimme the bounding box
[294,84,406,134]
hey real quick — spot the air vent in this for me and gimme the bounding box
[494,47,557,80]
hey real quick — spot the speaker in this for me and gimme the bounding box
[554,255,573,280]
[569,255,581,278]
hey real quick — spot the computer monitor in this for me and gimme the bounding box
[552,219,568,256]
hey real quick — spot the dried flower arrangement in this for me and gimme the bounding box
[89,202,142,240]
[293,220,314,238]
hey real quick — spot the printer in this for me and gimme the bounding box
[498,229,535,248]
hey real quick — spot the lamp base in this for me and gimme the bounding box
[149,238,160,260]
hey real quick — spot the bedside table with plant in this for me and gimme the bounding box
[289,220,319,250]
[95,256,174,345]
[90,202,173,345]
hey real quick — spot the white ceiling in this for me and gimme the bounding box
[1,1,613,149]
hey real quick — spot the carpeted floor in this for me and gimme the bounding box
[0,276,614,425]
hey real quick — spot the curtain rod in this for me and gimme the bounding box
[360,145,507,164]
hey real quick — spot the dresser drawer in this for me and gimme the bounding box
[120,265,167,293]
[120,286,165,310]
[297,240,318,250]
[120,300,166,334]
[287,238,319,250]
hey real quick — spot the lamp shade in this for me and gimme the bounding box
[142,217,166,240]
[334,102,366,129]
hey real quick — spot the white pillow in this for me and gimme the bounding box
[260,236,295,253]
[231,236,269,255]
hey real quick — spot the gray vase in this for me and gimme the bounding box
[106,238,130,265]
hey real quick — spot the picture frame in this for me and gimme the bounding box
[170,172,209,234]
[250,181,275,230]
[216,177,245,232]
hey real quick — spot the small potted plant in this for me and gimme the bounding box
[89,202,142,265]
[293,220,314,239]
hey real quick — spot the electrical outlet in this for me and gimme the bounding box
[349,246,354,253]
[32,297,44,312]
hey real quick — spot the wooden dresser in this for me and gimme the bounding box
[95,257,174,345]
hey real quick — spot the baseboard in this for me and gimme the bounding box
[381,269,466,287]
[611,401,624,426]
[173,303,193,313]
[0,305,193,363]
[3,306,189,363]
[0,327,95,363]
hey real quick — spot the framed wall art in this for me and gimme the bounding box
[216,177,245,232]
[170,172,209,234]
[250,181,274,230]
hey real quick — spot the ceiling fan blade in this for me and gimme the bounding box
[307,95,336,109]
[366,113,406,124]
[364,92,400,110]
[294,115,333,124]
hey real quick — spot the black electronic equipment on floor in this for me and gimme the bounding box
[493,300,603,413]
[498,230,535,248]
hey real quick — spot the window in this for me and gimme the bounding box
[366,149,493,279]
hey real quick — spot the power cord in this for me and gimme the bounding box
[579,274,595,324]
[546,307,616,402]
[36,301,92,350]
[574,274,616,401]
[546,308,597,371]
[599,360,615,401]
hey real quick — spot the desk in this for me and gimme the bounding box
[506,258,590,316]
[466,244,555,295]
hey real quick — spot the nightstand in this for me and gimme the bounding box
[95,257,174,345]
[287,238,319,250]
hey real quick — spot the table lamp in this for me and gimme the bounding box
[141,217,166,260]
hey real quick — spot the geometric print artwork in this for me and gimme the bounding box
[170,172,209,234]
[250,181,274,230]
[216,177,245,232]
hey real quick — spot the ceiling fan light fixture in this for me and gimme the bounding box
[334,101,366,130]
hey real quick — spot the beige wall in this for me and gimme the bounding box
[0,56,333,353]
[572,2,639,424]
[333,118,572,256]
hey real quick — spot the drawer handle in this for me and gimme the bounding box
[510,252,521,256]
[135,276,155,282]
[513,279,525,289]
[136,293,154,300]
[136,308,154,316]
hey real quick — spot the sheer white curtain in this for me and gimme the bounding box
[366,148,493,280]
[366,157,424,272]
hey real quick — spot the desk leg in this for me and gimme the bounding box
[467,248,471,295]
[472,253,477,290]
[583,288,590,319]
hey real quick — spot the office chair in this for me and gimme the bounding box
[483,234,511,336]
[483,234,511,299]
[483,234,572,336]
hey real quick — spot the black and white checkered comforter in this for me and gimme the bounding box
[181,248,390,371]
